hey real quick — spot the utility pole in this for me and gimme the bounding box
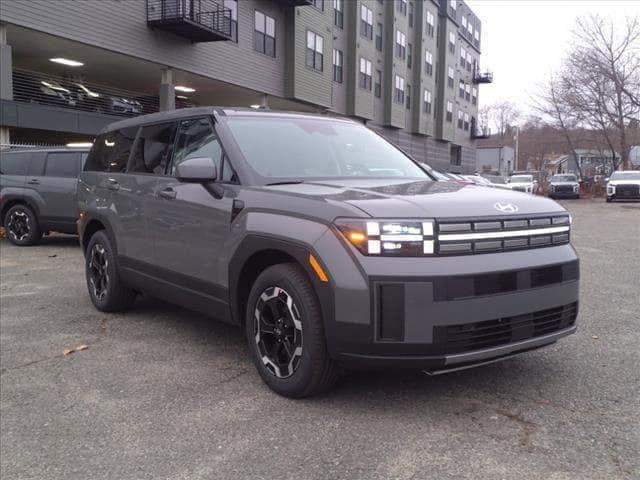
[514,126,520,171]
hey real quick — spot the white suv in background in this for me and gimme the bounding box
[508,174,538,194]
[606,171,640,202]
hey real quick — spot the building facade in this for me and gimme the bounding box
[0,0,490,172]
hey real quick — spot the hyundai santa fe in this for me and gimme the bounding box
[78,107,580,397]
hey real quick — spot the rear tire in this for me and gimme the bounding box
[4,204,42,246]
[85,230,136,312]
[245,263,339,398]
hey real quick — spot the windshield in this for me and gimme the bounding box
[510,175,533,183]
[610,171,640,180]
[225,117,429,179]
[552,174,577,182]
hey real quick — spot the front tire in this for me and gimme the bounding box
[85,230,135,312]
[4,204,42,246]
[245,263,339,398]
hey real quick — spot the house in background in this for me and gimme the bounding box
[476,136,514,175]
[544,149,620,178]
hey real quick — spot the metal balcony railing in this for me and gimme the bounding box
[11,69,195,118]
[272,0,313,6]
[471,118,491,139]
[473,69,493,84]
[146,0,232,42]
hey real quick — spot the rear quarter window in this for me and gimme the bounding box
[44,152,81,178]
[0,151,31,176]
[84,127,138,172]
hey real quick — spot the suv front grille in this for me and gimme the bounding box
[554,185,574,193]
[433,302,578,354]
[436,215,570,255]
[615,184,639,197]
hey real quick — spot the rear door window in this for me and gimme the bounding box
[44,152,81,178]
[129,122,178,174]
[172,118,223,176]
[0,151,31,176]
[84,127,138,172]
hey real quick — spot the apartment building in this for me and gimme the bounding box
[0,0,491,172]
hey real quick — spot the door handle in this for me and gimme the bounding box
[107,178,120,191]
[27,178,40,185]
[158,187,177,200]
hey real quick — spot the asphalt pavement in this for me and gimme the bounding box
[1,198,639,480]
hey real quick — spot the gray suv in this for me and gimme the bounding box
[78,108,579,397]
[1,147,89,245]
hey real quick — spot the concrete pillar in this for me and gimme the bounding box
[0,23,12,148]
[159,68,175,111]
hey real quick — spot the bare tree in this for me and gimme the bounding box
[563,15,640,170]
[484,101,521,139]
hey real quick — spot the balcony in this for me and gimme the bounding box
[146,0,232,42]
[473,70,494,84]
[272,0,313,6]
[471,119,491,139]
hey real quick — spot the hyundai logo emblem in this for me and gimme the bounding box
[494,202,519,213]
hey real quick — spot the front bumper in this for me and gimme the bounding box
[313,229,580,370]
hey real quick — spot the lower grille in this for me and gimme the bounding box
[433,302,578,354]
[554,185,574,193]
[616,184,640,197]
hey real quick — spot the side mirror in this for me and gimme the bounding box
[175,157,217,182]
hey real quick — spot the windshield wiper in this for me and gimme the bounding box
[265,180,305,186]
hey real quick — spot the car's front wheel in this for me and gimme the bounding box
[3,204,42,246]
[245,263,339,398]
[85,230,136,312]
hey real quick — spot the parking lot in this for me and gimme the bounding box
[0,199,638,480]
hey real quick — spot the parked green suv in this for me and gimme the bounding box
[78,108,579,397]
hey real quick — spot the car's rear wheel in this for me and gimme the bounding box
[4,204,42,246]
[245,263,339,398]
[85,230,136,312]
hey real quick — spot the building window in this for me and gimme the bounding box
[306,31,324,71]
[254,11,276,57]
[448,66,455,88]
[395,30,406,59]
[460,46,466,68]
[450,0,457,11]
[333,49,343,83]
[465,83,471,102]
[311,0,324,11]
[375,70,382,98]
[406,84,412,109]
[394,75,405,104]
[472,86,477,105]
[449,31,456,54]
[466,52,473,72]
[426,11,435,37]
[464,112,470,131]
[397,0,407,16]
[376,23,383,51]
[359,57,373,91]
[408,2,414,27]
[461,16,467,29]
[446,101,453,122]
[424,50,433,75]
[474,29,480,45]
[423,89,432,114]
[333,0,343,28]
[360,5,373,40]
[458,110,464,129]
[459,80,465,99]
[407,43,412,68]
[224,0,238,42]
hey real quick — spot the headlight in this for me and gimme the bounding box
[334,219,435,256]
[607,185,615,194]
[573,184,579,192]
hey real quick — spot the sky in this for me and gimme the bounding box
[466,0,639,118]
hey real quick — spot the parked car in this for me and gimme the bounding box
[606,170,640,202]
[508,174,539,194]
[548,174,580,199]
[0,147,89,245]
[78,107,579,398]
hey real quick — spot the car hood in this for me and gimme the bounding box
[550,181,578,186]
[264,179,565,218]
[608,179,640,186]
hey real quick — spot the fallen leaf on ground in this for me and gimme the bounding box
[63,345,90,356]
[76,344,89,351]
[592,335,599,340]
[63,349,75,356]
[48,254,57,258]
